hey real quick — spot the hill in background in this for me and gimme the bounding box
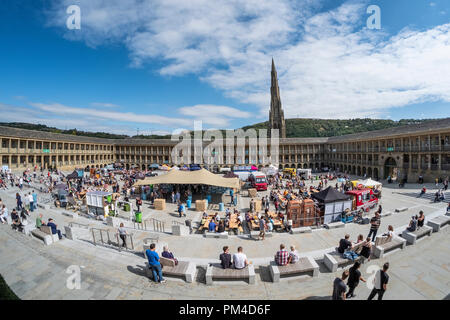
[242,118,428,138]
[0,118,433,140]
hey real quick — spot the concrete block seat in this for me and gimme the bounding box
[323,242,365,272]
[427,215,450,232]
[395,207,408,213]
[325,222,345,229]
[401,225,433,245]
[269,256,319,282]
[31,225,58,245]
[204,232,228,239]
[290,227,312,234]
[145,258,196,283]
[205,263,255,285]
[22,224,36,236]
[373,236,407,258]
[380,211,393,218]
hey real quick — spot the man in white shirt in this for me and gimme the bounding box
[28,193,34,212]
[232,246,249,269]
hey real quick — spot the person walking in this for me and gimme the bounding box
[368,262,390,300]
[258,218,266,240]
[346,261,366,298]
[367,212,381,242]
[332,270,349,300]
[117,223,127,248]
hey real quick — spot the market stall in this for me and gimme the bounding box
[312,186,352,224]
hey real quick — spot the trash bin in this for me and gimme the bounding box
[188,195,192,202]
[233,197,238,206]
[141,193,147,201]
[124,203,130,212]
[186,199,191,208]
[135,212,142,223]
[206,194,212,203]
[219,202,224,211]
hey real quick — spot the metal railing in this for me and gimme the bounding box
[68,222,89,229]
[144,218,166,233]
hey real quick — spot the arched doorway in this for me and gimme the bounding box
[367,167,373,178]
[384,157,398,179]
[357,166,361,176]
[142,164,146,170]
[374,168,379,180]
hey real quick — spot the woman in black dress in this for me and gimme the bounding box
[359,237,372,261]
[417,211,425,228]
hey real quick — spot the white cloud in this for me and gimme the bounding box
[90,102,120,108]
[46,0,450,120]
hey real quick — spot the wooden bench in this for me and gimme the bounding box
[395,207,408,213]
[205,263,255,285]
[325,222,345,229]
[269,256,319,282]
[427,215,450,232]
[290,227,312,234]
[373,236,406,258]
[323,242,365,272]
[145,258,196,283]
[401,225,432,245]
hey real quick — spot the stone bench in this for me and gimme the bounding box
[269,256,319,282]
[427,215,450,232]
[401,225,432,245]
[37,203,50,210]
[145,258,196,283]
[290,227,312,234]
[373,236,407,258]
[204,232,228,239]
[22,224,36,236]
[172,224,190,236]
[31,229,53,245]
[62,211,78,219]
[64,224,90,241]
[395,207,408,213]
[380,211,393,218]
[323,242,366,272]
[205,263,255,285]
[325,222,345,229]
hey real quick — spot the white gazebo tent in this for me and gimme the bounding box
[360,178,382,189]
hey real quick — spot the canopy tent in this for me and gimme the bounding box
[311,186,351,203]
[360,178,382,188]
[134,168,240,190]
[170,166,180,170]
[66,171,79,180]
[149,163,159,169]
[223,171,239,179]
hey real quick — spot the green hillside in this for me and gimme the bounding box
[242,118,428,138]
[0,118,433,140]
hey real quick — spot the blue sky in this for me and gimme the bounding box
[0,0,449,136]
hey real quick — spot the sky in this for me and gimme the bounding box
[0,0,449,136]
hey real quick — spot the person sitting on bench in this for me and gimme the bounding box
[162,245,178,265]
[417,211,425,229]
[233,246,249,269]
[288,245,299,264]
[208,219,217,232]
[36,213,46,228]
[275,244,289,266]
[359,237,372,261]
[382,225,394,241]
[219,246,232,269]
[47,218,63,239]
[337,234,353,254]
[406,216,417,232]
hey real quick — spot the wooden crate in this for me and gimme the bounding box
[248,188,258,198]
[287,200,303,228]
[301,199,316,227]
[251,199,262,212]
[196,200,207,212]
[154,199,166,210]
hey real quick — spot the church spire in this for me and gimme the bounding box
[269,59,286,138]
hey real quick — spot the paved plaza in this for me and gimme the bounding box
[0,176,449,300]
